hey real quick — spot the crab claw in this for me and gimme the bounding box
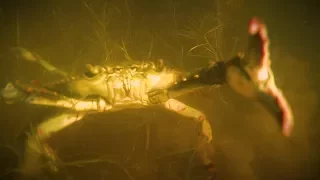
[248,18,293,137]
[227,17,294,137]
[256,82,293,137]
[245,17,270,68]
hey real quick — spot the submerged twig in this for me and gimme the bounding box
[155,147,196,160]
[186,149,197,180]
[125,129,140,163]
[16,8,19,46]
[81,0,105,30]
[120,37,133,61]
[147,36,154,60]
[144,123,150,156]
[63,155,135,180]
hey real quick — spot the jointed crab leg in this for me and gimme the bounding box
[1,82,113,174]
[21,95,114,174]
[162,98,214,165]
[25,95,111,112]
[11,47,68,77]
[1,82,112,112]
[23,112,85,174]
[20,96,113,174]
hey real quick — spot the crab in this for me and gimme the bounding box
[1,47,215,176]
[0,17,293,179]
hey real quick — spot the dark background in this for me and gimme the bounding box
[0,0,319,179]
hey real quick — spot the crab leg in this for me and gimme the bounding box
[11,47,68,77]
[25,95,111,112]
[21,100,113,175]
[22,112,85,175]
[162,98,214,166]
[1,82,113,174]
[1,82,112,112]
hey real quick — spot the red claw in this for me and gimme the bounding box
[248,17,270,68]
[248,17,261,34]
[248,17,294,137]
[269,87,294,137]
